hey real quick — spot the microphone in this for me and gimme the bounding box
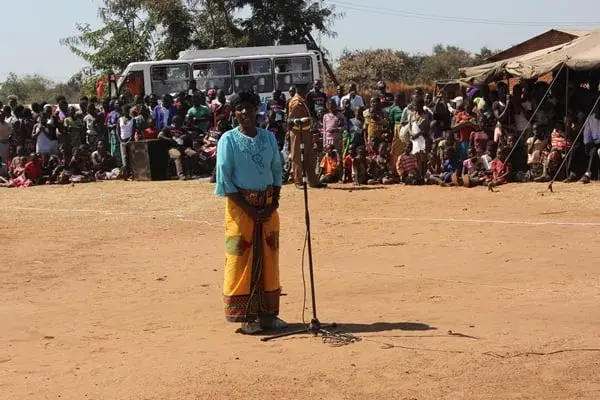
[293,117,312,126]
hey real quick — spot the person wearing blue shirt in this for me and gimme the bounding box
[214,91,286,335]
[331,84,345,107]
[152,94,177,132]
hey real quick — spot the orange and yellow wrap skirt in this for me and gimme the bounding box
[223,187,280,323]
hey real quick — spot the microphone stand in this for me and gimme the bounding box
[262,118,358,345]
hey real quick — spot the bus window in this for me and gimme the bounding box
[274,57,313,91]
[150,64,190,97]
[120,70,145,99]
[233,59,273,94]
[192,62,232,94]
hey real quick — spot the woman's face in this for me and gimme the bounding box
[234,101,256,130]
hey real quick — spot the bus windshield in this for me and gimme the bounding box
[274,56,313,91]
[150,64,190,97]
[233,59,273,93]
[193,61,232,95]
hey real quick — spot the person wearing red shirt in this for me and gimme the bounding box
[487,148,511,189]
[452,101,477,162]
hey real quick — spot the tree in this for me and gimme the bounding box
[336,49,406,89]
[234,0,338,46]
[191,0,247,49]
[335,45,502,87]
[472,46,501,65]
[0,73,85,104]
[62,0,339,73]
[61,0,154,73]
[416,45,474,84]
[144,0,195,60]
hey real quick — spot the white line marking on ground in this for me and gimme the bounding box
[9,207,598,228]
[360,217,600,227]
[6,206,223,227]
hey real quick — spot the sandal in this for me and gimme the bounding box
[236,321,264,335]
[259,316,288,331]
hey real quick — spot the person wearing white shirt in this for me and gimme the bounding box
[341,83,365,111]
[118,105,135,178]
[580,102,600,183]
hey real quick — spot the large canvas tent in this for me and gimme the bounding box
[460,29,600,84]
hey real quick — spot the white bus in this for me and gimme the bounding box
[116,44,324,103]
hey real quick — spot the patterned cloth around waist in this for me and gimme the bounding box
[239,186,274,207]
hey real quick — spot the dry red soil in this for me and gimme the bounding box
[1,181,600,399]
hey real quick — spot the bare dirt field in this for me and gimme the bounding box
[1,181,600,400]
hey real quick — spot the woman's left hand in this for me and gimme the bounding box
[256,204,277,223]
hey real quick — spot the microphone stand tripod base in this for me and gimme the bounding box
[261,319,338,342]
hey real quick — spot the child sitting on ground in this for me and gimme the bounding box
[319,144,342,184]
[487,147,512,189]
[526,124,548,180]
[367,142,398,185]
[352,146,369,185]
[1,153,42,188]
[60,145,95,184]
[429,147,460,186]
[343,144,356,183]
[396,142,420,185]
[462,147,487,187]
[534,121,567,182]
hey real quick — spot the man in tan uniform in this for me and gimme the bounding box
[287,84,326,189]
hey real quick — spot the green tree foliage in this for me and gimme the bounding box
[234,0,338,46]
[0,73,87,104]
[62,0,339,73]
[336,46,500,87]
[60,0,154,73]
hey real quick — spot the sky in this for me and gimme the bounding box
[1,0,599,82]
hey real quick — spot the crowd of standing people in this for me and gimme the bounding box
[1,73,600,190]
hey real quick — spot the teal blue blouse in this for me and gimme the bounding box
[215,127,283,196]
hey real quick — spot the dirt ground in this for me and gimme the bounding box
[1,181,600,400]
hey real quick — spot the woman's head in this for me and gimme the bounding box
[231,91,260,131]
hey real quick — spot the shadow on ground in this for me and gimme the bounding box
[327,186,388,192]
[259,321,436,338]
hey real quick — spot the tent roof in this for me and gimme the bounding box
[460,29,600,84]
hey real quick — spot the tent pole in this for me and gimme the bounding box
[502,64,565,171]
[548,93,600,192]
[565,68,569,118]
[507,77,511,131]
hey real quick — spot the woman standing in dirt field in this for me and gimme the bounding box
[214,91,287,335]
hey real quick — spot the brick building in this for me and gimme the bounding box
[486,29,591,63]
